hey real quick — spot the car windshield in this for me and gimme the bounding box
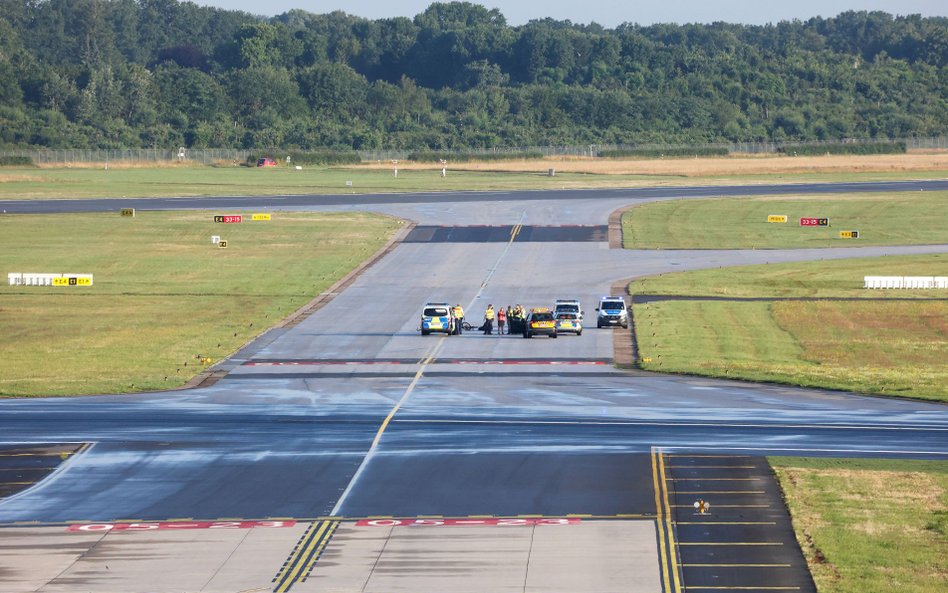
[424,307,449,317]
[602,301,625,310]
[556,304,579,312]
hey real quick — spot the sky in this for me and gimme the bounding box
[192,0,948,26]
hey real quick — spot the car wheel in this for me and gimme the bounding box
[551,332,557,338]
[577,330,582,336]
[421,330,429,336]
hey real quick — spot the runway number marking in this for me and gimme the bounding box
[67,520,295,532]
[356,518,580,527]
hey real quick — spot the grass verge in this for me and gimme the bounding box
[631,255,948,402]
[0,211,402,397]
[622,192,948,248]
[1,152,947,200]
[770,457,948,593]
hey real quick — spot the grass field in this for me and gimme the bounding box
[631,255,948,402]
[622,192,948,248]
[631,253,948,298]
[1,151,947,200]
[770,457,948,593]
[0,211,401,396]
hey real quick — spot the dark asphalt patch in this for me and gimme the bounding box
[665,454,816,592]
[0,443,87,500]
[336,452,656,517]
[403,225,608,243]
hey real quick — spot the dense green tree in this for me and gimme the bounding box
[0,2,946,149]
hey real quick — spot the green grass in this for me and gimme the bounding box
[632,253,948,298]
[1,164,947,200]
[770,457,948,593]
[0,211,401,396]
[631,255,948,402]
[622,192,948,248]
[0,165,667,200]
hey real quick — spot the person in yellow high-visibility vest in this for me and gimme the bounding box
[452,304,464,335]
[483,304,495,335]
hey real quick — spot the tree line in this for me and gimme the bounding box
[0,1,946,150]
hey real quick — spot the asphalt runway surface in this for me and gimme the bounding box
[1,181,946,592]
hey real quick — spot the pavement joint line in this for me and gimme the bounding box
[678,542,785,546]
[669,478,763,481]
[672,505,771,508]
[688,585,800,591]
[389,418,947,432]
[663,446,948,456]
[666,466,757,469]
[676,522,778,525]
[681,564,792,567]
[674,491,766,494]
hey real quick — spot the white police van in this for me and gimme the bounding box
[595,296,628,328]
[420,302,455,336]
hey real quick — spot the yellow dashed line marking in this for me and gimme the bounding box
[272,520,339,593]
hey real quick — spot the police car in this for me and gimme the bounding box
[523,307,557,338]
[596,296,629,328]
[555,312,583,335]
[420,302,454,336]
[554,299,583,321]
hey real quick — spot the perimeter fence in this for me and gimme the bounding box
[2,137,946,165]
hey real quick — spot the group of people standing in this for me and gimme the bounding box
[479,304,527,335]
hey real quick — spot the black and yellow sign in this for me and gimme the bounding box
[251,213,271,221]
[839,230,860,239]
[120,208,135,217]
[218,240,228,248]
[52,276,93,286]
[767,215,788,223]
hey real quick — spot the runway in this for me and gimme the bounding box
[1,181,946,592]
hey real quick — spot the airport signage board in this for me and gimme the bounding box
[839,230,860,239]
[800,218,829,226]
[767,215,788,223]
[214,215,242,223]
[251,213,272,221]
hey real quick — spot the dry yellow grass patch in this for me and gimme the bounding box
[357,153,948,176]
[0,174,45,183]
[34,160,203,170]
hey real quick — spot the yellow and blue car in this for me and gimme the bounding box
[420,302,455,336]
[555,312,583,335]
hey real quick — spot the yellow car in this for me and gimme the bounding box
[524,308,557,338]
[555,312,582,335]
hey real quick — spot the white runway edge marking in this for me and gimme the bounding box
[330,211,527,516]
[394,419,948,432]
